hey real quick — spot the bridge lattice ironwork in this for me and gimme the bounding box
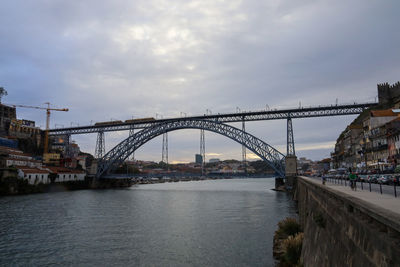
[49,103,376,136]
[96,119,286,178]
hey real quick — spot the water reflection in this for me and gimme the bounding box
[0,178,296,266]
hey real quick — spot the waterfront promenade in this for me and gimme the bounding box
[302,176,400,225]
[298,176,400,266]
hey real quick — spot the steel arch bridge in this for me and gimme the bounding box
[96,119,286,178]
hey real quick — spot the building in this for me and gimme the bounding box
[76,154,88,170]
[195,154,203,164]
[46,166,85,182]
[51,136,81,158]
[209,158,220,163]
[363,109,399,170]
[0,137,18,149]
[0,146,42,168]
[43,153,61,166]
[378,81,400,107]
[0,103,16,136]
[331,81,400,172]
[8,119,41,139]
[331,124,363,169]
[385,117,400,167]
[17,167,50,185]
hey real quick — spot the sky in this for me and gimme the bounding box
[1,0,399,163]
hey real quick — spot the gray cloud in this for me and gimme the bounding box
[1,0,399,161]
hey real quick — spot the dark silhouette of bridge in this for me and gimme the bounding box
[48,103,376,178]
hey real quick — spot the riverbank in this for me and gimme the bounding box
[0,175,266,196]
[0,176,90,196]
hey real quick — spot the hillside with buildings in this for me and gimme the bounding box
[331,81,400,173]
[0,93,90,194]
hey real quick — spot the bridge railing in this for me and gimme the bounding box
[314,175,398,198]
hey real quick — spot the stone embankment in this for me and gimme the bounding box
[295,176,400,266]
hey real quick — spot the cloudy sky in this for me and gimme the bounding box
[1,0,399,163]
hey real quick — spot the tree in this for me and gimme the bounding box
[0,87,7,103]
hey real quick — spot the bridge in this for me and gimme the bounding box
[48,102,376,178]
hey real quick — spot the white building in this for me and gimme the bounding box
[46,166,85,182]
[17,167,50,185]
[1,147,42,168]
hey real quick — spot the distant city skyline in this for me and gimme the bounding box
[1,0,399,162]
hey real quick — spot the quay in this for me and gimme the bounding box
[295,176,400,266]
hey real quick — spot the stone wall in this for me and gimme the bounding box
[296,177,400,266]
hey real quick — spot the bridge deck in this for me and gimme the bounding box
[49,102,376,135]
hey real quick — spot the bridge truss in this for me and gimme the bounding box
[49,103,375,135]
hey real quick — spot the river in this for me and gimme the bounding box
[0,178,296,266]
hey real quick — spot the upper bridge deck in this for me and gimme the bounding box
[49,102,376,135]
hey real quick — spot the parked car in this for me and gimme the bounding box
[377,175,390,185]
[358,175,368,182]
[367,174,378,183]
[394,175,400,185]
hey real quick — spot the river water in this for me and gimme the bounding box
[0,178,296,266]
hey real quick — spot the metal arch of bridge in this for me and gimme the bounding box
[96,119,286,178]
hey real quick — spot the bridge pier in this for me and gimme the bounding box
[274,155,298,191]
[285,156,298,190]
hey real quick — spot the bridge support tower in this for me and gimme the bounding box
[162,132,169,170]
[285,117,297,190]
[200,128,205,176]
[95,131,105,159]
[242,118,247,175]
[129,125,135,161]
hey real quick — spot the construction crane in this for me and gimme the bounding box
[9,102,68,155]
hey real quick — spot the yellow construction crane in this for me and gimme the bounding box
[9,102,68,155]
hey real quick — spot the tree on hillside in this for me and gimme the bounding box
[0,87,7,103]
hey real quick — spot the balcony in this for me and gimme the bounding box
[371,144,388,152]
